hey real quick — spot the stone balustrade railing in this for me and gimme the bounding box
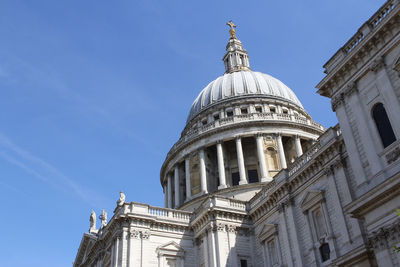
[249,180,276,209]
[287,126,340,176]
[192,196,248,218]
[118,202,192,223]
[167,113,325,159]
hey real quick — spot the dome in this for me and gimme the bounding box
[187,70,303,122]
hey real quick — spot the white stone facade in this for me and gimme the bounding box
[74,1,400,266]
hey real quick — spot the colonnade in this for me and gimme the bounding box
[164,133,305,209]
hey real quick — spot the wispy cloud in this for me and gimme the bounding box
[0,132,106,208]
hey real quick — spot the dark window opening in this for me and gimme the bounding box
[319,243,330,262]
[241,108,248,114]
[232,172,240,186]
[248,169,258,183]
[255,106,263,113]
[213,114,220,121]
[202,120,207,125]
[227,110,234,117]
[270,107,276,113]
[372,103,396,148]
[283,109,288,114]
[240,259,248,267]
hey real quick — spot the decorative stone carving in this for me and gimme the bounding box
[331,93,345,111]
[117,191,126,207]
[369,56,386,72]
[142,230,151,240]
[227,224,237,233]
[217,223,226,232]
[89,211,97,233]
[129,228,151,239]
[343,81,358,96]
[100,210,107,228]
[130,229,140,239]
[386,146,400,164]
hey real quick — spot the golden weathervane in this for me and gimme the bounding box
[226,20,237,39]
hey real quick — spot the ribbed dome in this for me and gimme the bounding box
[187,71,303,123]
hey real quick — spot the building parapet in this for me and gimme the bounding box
[323,0,397,75]
[114,202,192,224]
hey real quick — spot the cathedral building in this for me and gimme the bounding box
[74,1,400,266]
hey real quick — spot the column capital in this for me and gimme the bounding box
[235,136,242,141]
[255,132,265,138]
[216,139,224,145]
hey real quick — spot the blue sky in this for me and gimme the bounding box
[0,1,383,266]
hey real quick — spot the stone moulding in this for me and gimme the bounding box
[317,0,400,97]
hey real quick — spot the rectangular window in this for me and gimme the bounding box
[213,114,220,121]
[255,106,262,113]
[227,110,234,117]
[202,119,207,125]
[241,108,248,114]
[232,172,240,186]
[270,107,276,113]
[247,169,258,183]
[240,259,248,267]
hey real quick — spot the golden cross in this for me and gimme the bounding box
[226,20,237,39]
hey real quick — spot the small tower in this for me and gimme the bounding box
[223,21,251,73]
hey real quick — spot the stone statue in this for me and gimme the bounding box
[89,210,97,233]
[117,191,126,206]
[99,209,107,228]
[226,20,237,39]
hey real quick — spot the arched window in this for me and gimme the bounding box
[372,103,396,148]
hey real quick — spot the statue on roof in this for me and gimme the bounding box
[117,191,126,207]
[226,20,237,39]
[89,210,97,233]
[100,209,107,228]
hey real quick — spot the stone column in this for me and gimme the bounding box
[276,134,287,169]
[216,141,227,189]
[185,157,191,201]
[174,165,180,208]
[199,148,208,194]
[294,135,303,157]
[163,184,167,208]
[121,228,129,267]
[256,134,271,182]
[167,174,172,208]
[112,236,120,267]
[235,137,247,185]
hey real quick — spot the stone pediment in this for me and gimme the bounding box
[258,223,278,242]
[157,241,185,257]
[73,233,98,266]
[300,190,324,212]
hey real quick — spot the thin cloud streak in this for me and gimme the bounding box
[0,131,105,208]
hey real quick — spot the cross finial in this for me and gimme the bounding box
[226,20,237,39]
